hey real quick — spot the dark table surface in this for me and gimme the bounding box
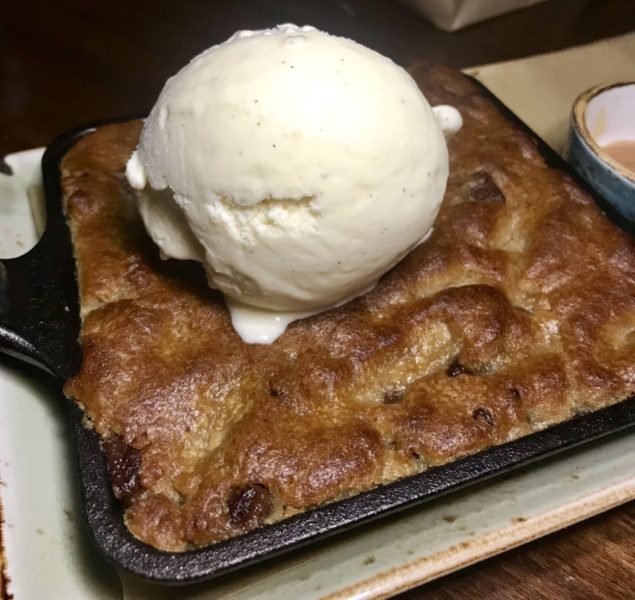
[1,0,634,598]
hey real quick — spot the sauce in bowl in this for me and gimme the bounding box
[601,139,635,174]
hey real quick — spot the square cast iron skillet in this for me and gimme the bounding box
[0,79,634,585]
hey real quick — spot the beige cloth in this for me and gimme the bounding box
[464,32,635,154]
[119,33,635,599]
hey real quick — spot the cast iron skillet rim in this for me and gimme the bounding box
[73,399,635,585]
[0,78,633,584]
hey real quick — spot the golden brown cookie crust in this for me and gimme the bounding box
[62,65,635,551]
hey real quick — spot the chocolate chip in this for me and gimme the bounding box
[446,359,476,377]
[268,385,284,398]
[447,360,464,377]
[472,407,495,426]
[467,170,505,203]
[102,435,141,500]
[509,387,521,401]
[383,388,405,404]
[227,484,271,526]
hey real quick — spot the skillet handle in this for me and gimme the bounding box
[0,144,81,381]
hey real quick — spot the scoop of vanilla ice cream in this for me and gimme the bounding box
[126,24,457,312]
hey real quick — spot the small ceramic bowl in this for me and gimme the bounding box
[567,81,635,226]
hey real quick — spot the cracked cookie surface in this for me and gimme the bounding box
[62,65,635,551]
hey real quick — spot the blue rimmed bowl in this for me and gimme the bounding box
[567,81,635,226]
